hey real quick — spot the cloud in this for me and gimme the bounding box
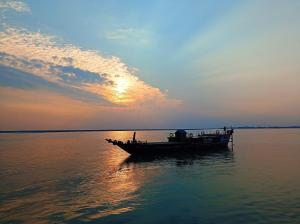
[0,0,30,13]
[0,87,103,130]
[0,26,179,108]
[105,28,152,45]
[0,64,113,105]
[0,87,180,130]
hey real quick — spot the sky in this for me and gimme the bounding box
[0,0,299,130]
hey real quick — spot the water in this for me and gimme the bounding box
[0,129,299,224]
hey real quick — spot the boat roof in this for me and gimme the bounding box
[175,129,187,134]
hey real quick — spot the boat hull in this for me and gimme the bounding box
[116,141,229,155]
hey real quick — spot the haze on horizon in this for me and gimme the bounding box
[0,0,299,130]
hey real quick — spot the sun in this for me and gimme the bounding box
[115,78,129,95]
[112,77,131,103]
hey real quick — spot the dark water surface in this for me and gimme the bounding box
[0,129,299,224]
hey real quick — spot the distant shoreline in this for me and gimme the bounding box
[0,126,299,134]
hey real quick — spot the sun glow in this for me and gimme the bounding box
[114,77,129,98]
[115,78,129,94]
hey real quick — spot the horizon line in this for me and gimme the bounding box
[0,125,300,134]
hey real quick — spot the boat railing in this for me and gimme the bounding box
[106,138,148,145]
[127,140,147,144]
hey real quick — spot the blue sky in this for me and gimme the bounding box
[0,0,299,130]
[7,0,238,82]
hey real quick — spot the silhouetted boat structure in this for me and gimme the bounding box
[106,127,234,155]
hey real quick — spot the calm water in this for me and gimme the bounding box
[0,129,299,224]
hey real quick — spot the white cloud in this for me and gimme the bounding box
[105,28,152,45]
[0,0,30,13]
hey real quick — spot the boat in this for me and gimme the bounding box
[106,127,234,156]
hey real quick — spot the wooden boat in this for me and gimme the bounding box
[106,128,234,156]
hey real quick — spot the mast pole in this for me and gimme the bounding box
[133,131,136,142]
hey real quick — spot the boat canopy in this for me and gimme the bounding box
[175,129,187,139]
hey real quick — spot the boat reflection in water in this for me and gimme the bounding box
[120,149,234,168]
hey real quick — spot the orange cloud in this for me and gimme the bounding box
[0,27,179,108]
[0,87,180,130]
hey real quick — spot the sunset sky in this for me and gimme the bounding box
[0,0,299,130]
